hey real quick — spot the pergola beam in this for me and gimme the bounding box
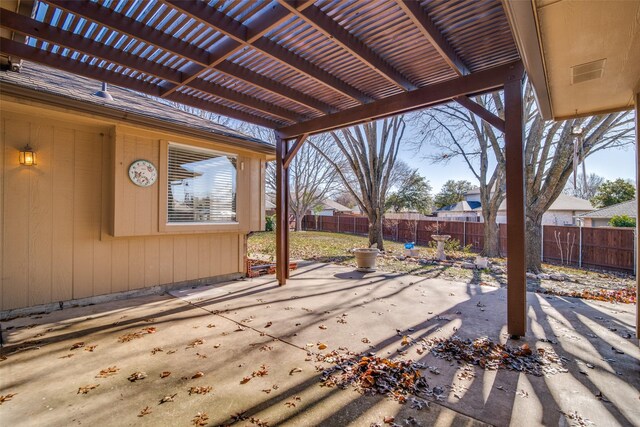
[44,0,333,116]
[278,61,523,138]
[164,0,374,104]
[454,96,505,132]
[0,37,280,129]
[396,0,470,76]
[277,1,417,91]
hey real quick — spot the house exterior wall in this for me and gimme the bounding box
[495,210,588,225]
[591,218,613,227]
[0,99,267,311]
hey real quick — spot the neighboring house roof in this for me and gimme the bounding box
[497,193,594,212]
[320,199,353,212]
[437,201,482,213]
[0,61,272,149]
[577,200,636,219]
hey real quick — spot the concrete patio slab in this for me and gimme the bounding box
[1,262,638,427]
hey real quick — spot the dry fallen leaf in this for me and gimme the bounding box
[159,393,177,404]
[138,406,152,417]
[383,416,395,424]
[151,347,164,355]
[118,332,144,343]
[207,324,216,328]
[189,386,213,395]
[240,376,252,384]
[70,342,85,350]
[191,371,205,379]
[249,417,270,427]
[142,327,156,334]
[264,322,273,328]
[361,338,371,344]
[289,368,302,375]
[128,371,147,382]
[187,339,205,349]
[317,343,328,350]
[192,412,209,426]
[0,393,17,404]
[402,336,409,346]
[84,345,98,352]
[96,366,119,378]
[160,371,171,378]
[77,384,100,394]
[319,325,327,330]
[59,354,75,359]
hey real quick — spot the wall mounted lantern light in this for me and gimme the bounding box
[19,144,36,166]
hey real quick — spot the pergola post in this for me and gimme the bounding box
[504,74,527,338]
[275,135,289,285]
[635,91,639,340]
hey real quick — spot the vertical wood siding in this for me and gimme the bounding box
[1,113,259,311]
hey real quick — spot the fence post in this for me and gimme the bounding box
[353,216,356,234]
[463,221,466,247]
[579,225,583,268]
[337,215,340,233]
[541,224,544,262]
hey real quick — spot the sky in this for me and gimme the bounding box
[397,124,637,195]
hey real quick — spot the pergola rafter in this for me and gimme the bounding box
[44,0,334,118]
[163,0,373,104]
[276,1,417,91]
[395,0,470,76]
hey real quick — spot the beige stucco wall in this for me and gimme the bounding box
[0,99,267,311]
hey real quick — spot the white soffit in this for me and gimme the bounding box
[535,0,640,119]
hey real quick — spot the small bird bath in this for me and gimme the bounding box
[354,248,379,272]
[431,235,451,261]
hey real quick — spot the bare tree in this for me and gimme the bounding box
[522,85,634,271]
[563,172,604,200]
[410,92,506,257]
[311,117,406,250]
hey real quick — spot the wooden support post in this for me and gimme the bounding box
[284,139,291,279]
[504,74,526,338]
[635,91,639,340]
[275,135,289,285]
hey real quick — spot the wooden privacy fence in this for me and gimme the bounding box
[301,215,636,273]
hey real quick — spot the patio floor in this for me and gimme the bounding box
[1,262,638,426]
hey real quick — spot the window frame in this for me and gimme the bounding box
[159,140,242,233]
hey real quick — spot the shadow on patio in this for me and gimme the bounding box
[1,262,638,426]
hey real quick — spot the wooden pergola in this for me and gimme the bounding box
[0,0,564,338]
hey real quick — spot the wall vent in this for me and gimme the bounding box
[571,59,606,84]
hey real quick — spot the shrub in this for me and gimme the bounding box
[265,215,275,232]
[428,238,472,253]
[608,215,636,228]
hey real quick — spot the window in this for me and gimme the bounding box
[167,143,237,224]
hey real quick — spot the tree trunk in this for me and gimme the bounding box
[526,213,543,273]
[368,211,384,250]
[294,213,303,231]
[482,209,501,257]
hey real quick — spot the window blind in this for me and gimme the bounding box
[167,144,237,224]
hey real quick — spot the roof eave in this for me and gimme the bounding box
[502,0,552,120]
[0,81,275,155]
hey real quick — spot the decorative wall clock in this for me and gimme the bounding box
[128,160,157,187]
